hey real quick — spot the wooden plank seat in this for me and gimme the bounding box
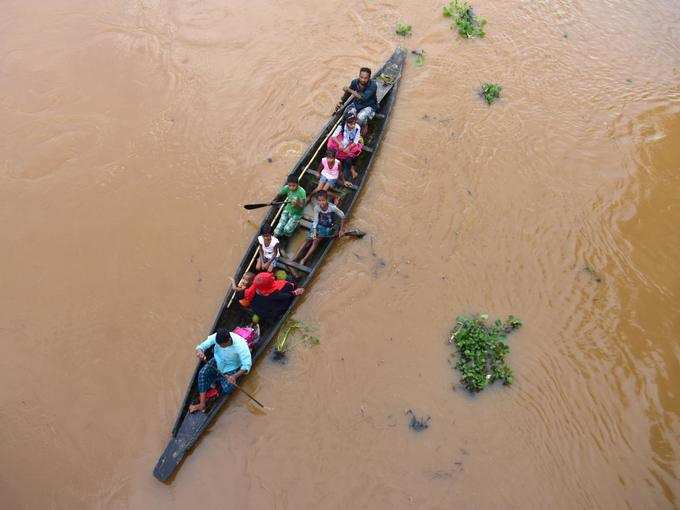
[275,257,312,273]
[306,169,359,191]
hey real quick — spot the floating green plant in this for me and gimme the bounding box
[480,82,502,105]
[395,21,412,37]
[449,314,522,392]
[443,0,486,39]
[411,49,425,67]
[273,318,319,361]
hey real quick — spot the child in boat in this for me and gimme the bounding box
[293,190,346,266]
[327,110,362,181]
[311,149,342,196]
[256,225,280,272]
[229,271,255,292]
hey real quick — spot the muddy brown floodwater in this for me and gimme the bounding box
[1,0,679,508]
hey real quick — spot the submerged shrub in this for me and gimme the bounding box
[395,21,412,37]
[449,314,522,392]
[480,82,502,105]
[443,0,486,38]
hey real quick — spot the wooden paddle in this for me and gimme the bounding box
[233,382,271,410]
[337,228,366,239]
[243,201,287,210]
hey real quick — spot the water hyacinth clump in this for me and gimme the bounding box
[443,0,486,39]
[449,314,522,392]
[273,318,319,362]
[395,21,412,37]
[481,82,502,105]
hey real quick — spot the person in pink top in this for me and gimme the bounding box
[309,149,343,200]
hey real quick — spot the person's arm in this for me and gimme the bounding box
[275,185,288,201]
[310,205,320,237]
[330,204,346,234]
[225,340,252,384]
[351,127,361,145]
[195,334,217,360]
[292,188,306,209]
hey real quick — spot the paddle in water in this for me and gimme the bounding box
[243,201,287,210]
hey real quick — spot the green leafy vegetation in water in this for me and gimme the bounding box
[480,82,502,105]
[449,314,522,392]
[411,49,425,67]
[395,21,412,37]
[443,0,486,39]
[273,319,319,362]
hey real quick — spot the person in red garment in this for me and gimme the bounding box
[240,272,304,324]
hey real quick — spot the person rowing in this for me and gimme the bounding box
[336,66,378,129]
[189,328,252,413]
[273,174,307,240]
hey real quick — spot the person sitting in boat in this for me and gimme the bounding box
[189,328,252,413]
[327,110,362,181]
[256,225,280,272]
[229,271,255,293]
[309,149,343,199]
[241,271,304,324]
[273,174,307,239]
[293,190,346,266]
[336,67,378,129]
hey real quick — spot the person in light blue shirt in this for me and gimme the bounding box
[189,328,252,413]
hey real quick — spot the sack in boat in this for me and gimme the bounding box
[233,326,259,349]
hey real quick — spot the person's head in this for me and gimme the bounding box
[240,271,255,287]
[253,271,276,295]
[261,224,272,243]
[317,190,329,208]
[359,67,371,86]
[325,149,336,160]
[345,109,358,129]
[286,174,298,191]
[215,328,232,346]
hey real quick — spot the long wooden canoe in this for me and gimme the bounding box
[153,47,406,482]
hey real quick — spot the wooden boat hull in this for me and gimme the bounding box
[153,47,406,482]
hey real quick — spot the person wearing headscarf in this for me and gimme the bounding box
[327,109,363,181]
[240,272,304,323]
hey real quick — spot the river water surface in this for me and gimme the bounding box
[1,0,679,508]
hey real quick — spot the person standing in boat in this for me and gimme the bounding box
[327,110,362,180]
[336,67,378,128]
[273,174,307,240]
[189,328,252,413]
[293,190,346,266]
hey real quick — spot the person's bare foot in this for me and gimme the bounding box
[350,166,358,179]
[189,403,205,413]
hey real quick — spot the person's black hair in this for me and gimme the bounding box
[326,148,336,158]
[286,174,297,184]
[215,328,231,345]
[261,224,272,236]
[359,67,372,77]
[317,190,328,199]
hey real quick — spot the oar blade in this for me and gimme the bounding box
[344,228,366,238]
[243,203,269,210]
